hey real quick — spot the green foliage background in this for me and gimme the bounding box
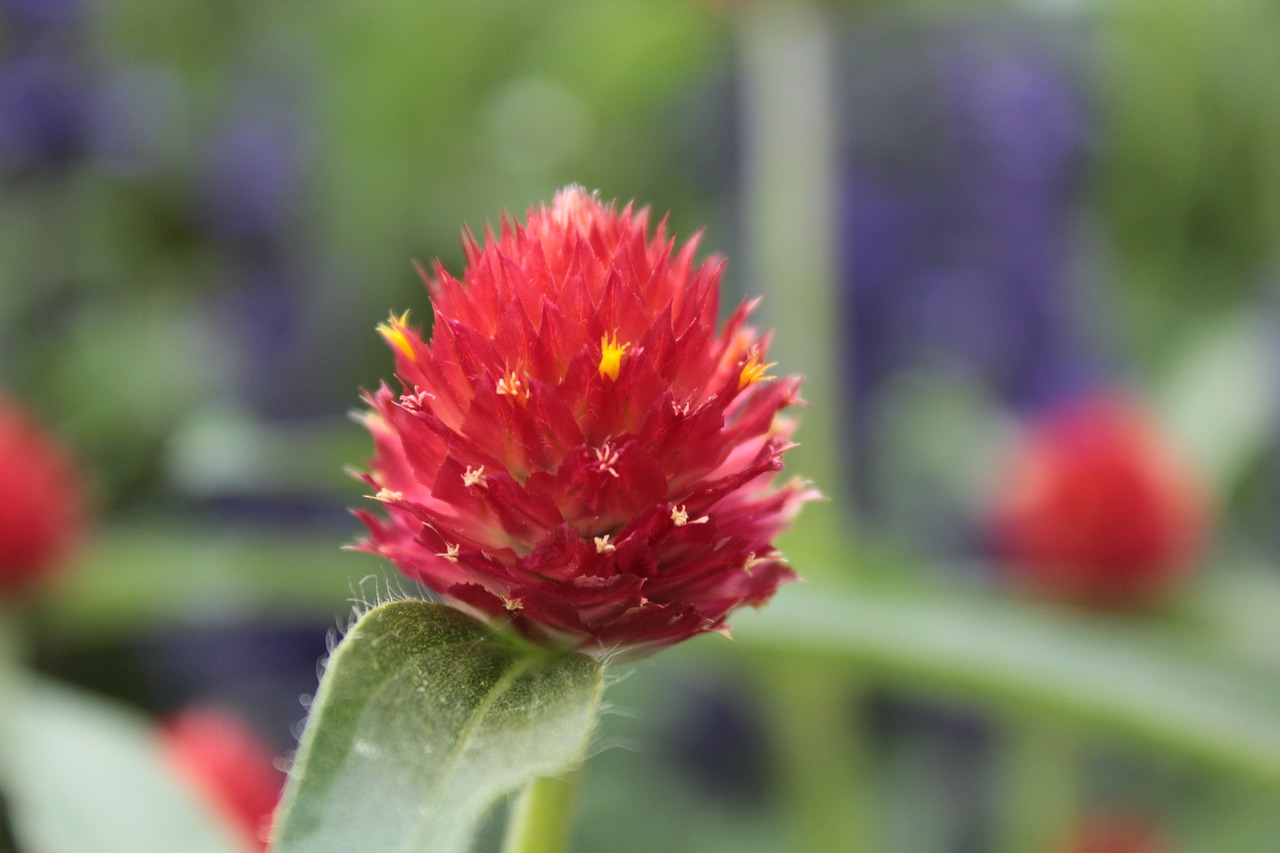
[2,1,1280,851]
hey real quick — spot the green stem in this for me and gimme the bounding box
[0,604,27,745]
[501,770,583,853]
[766,664,875,853]
[997,719,1080,853]
[737,0,845,534]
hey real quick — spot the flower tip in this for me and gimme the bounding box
[376,310,417,362]
[798,480,827,502]
[547,184,606,235]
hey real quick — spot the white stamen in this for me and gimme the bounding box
[594,535,616,554]
[496,371,527,401]
[462,465,486,488]
[593,442,621,478]
[671,505,708,527]
[436,543,461,562]
[399,389,435,411]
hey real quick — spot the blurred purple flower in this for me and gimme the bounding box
[196,82,339,418]
[835,20,1107,545]
[199,91,304,252]
[1,0,82,31]
[0,53,91,173]
[215,258,321,417]
[841,26,1099,416]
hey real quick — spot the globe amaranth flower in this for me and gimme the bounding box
[355,186,814,656]
[988,393,1206,608]
[0,397,85,597]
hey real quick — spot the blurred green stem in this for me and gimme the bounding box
[0,604,25,669]
[501,770,582,853]
[998,719,1080,853]
[737,0,844,522]
[0,605,25,738]
[766,664,875,853]
[738,3,875,849]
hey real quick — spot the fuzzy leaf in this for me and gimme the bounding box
[272,600,603,853]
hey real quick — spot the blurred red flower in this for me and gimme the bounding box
[990,394,1206,607]
[1064,814,1164,853]
[160,707,284,852]
[0,397,85,597]
[356,186,814,656]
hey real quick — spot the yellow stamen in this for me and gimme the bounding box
[738,347,776,390]
[377,310,416,361]
[503,596,524,611]
[436,543,460,563]
[462,465,486,488]
[594,535,616,554]
[737,345,773,389]
[598,330,631,381]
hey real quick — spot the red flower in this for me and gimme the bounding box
[356,187,814,656]
[0,398,85,598]
[989,394,1206,607]
[160,707,284,852]
[1064,815,1164,853]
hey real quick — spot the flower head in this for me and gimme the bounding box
[0,397,85,598]
[989,394,1206,607]
[356,186,813,656]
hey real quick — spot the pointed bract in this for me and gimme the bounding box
[357,187,814,656]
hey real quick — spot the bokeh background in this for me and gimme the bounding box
[3,0,1280,851]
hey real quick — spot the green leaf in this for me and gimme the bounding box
[0,676,245,853]
[272,600,603,853]
[731,580,1280,788]
[1156,310,1279,494]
